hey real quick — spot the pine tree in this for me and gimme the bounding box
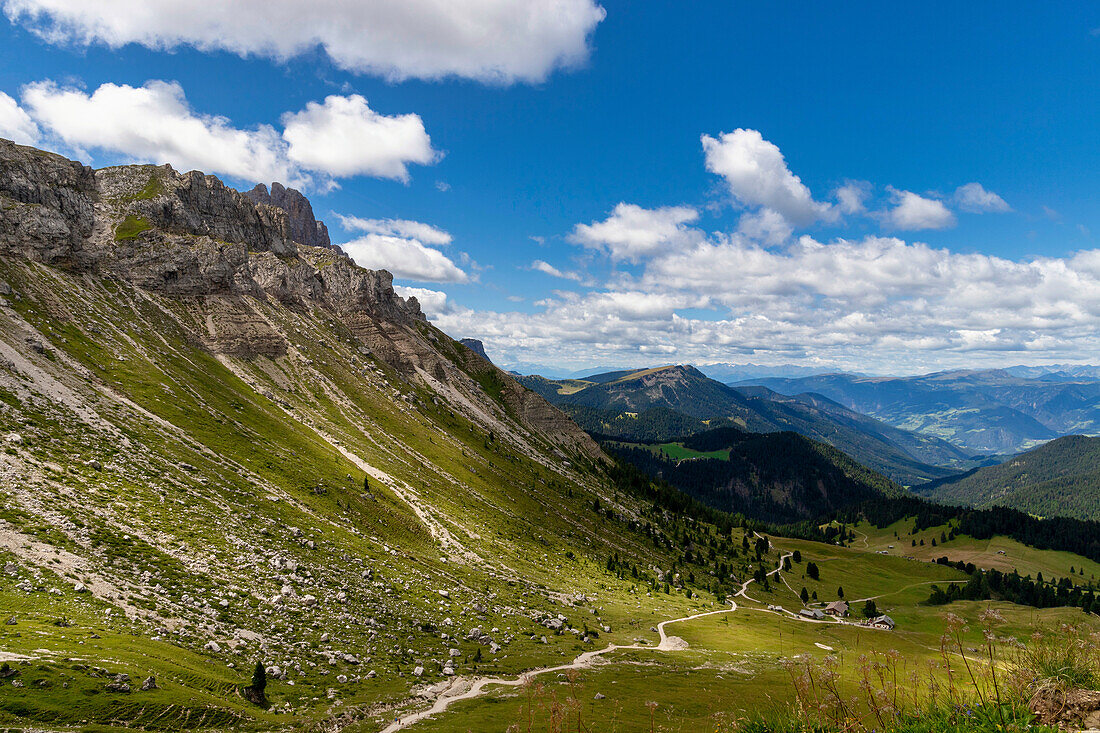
[252,661,266,695]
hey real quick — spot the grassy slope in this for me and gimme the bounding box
[656,443,730,461]
[2,261,1098,731]
[0,260,726,730]
[402,531,1100,733]
[855,519,1100,583]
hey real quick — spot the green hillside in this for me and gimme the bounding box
[0,142,773,730]
[915,435,1100,520]
[605,426,902,524]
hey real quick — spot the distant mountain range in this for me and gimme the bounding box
[735,369,1100,454]
[1003,364,1100,380]
[517,365,975,485]
[914,435,1100,521]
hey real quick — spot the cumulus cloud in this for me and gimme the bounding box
[394,285,452,318]
[282,95,437,182]
[530,259,582,281]
[342,234,467,282]
[883,187,956,230]
[1,0,606,84]
[336,215,452,246]
[954,182,1011,213]
[702,128,832,226]
[22,80,299,184]
[0,91,39,145]
[834,180,871,215]
[10,81,436,189]
[737,208,793,245]
[569,203,700,261]
[432,230,1100,372]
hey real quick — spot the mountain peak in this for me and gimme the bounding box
[243,181,331,248]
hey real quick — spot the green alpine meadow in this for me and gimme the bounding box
[2,3,1100,732]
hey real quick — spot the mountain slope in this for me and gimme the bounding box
[0,139,764,730]
[519,365,965,484]
[915,435,1100,521]
[606,426,902,524]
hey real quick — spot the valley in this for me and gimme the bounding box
[1,139,1099,732]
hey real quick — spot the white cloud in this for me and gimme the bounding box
[834,180,871,215]
[701,128,832,226]
[21,80,299,184]
[737,208,793,245]
[0,91,39,145]
[11,81,437,189]
[883,187,956,230]
[336,215,451,246]
[2,0,605,84]
[394,285,451,318]
[954,182,1011,213]
[569,203,700,261]
[282,95,436,182]
[433,230,1100,372]
[530,259,582,281]
[341,234,467,283]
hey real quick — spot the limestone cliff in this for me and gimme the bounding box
[0,138,602,462]
[244,182,331,248]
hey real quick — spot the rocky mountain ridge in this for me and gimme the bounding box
[244,181,331,249]
[0,138,596,460]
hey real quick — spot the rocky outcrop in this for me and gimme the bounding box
[0,139,97,265]
[245,182,330,248]
[460,338,491,363]
[97,165,298,256]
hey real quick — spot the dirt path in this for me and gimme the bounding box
[377,599,740,732]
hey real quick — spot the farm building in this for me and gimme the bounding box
[870,615,895,629]
[799,608,826,620]
[824,600,849,617]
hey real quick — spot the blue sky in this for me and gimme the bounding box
[1,2,1099,373]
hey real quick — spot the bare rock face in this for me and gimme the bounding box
[0,139,97,265]
[245,182,330,248]
[97,165,297,257]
